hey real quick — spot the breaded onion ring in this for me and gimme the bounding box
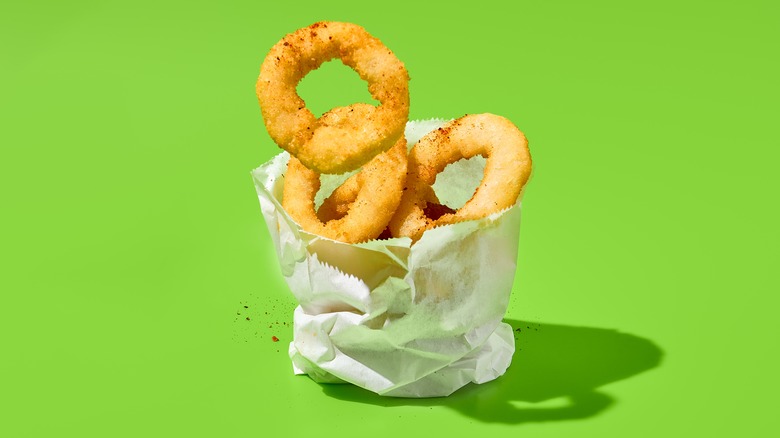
[257,22,410,175]
[316,173,361,223]
[283,136,408,243]
[389,114,532,242]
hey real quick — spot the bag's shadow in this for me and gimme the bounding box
[320,319,664,424]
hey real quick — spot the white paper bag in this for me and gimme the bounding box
[252,120,523,397]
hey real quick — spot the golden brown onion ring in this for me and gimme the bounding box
[316,172,361,223]
[257,22,410,175]
[389,114,532,242]
[283,136,408,243]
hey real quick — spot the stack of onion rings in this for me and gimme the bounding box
[257,22,409,175]
[257,23,532,245]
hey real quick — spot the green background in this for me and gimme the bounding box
[2,0,778,436]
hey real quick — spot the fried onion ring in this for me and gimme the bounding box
[316,172,361,223]
[389,114,532,242]
[283,136,408,243]
[258,22,410,175]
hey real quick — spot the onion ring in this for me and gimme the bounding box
[283,136,408,243]
[257,21,410,175]
[316,172,361,223]
[388,114,532,242]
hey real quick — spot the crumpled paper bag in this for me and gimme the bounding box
[251,120,522,397]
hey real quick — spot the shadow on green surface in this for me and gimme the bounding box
[320,320,663,424]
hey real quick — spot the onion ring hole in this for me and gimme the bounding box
[296,60,378,118]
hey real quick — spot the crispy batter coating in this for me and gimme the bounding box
[389,114,532,242]
[257,22,410,174]
[282,136,408,243]
[316,172,361,222]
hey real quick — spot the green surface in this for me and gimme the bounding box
[2,0,779,436]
